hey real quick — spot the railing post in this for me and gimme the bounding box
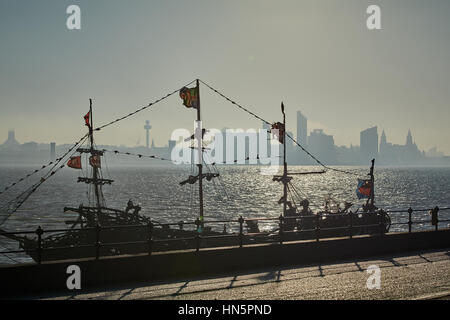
[195,218,201,252]
[147,220,153,256]
[315,214,320,242]
[434,206,439,231]
[238,216,244,248]
[279,215,284,245]
[36,226,43,265]
[348,211,353,239]
[95,223,101,260]
[408,207,413,233]
[379,212,384,236]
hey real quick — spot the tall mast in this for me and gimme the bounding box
[271,103,292,217]
[368,158,375,209]
[196,79,204,226]
[89,100,101,209]
[282,103,287,217]
[76,100,113,212]
[179,81,219,226]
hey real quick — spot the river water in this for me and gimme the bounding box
[1,165,449,264]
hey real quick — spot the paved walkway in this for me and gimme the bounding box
[39,248,450,300]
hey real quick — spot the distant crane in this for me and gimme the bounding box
[144,120,152,149]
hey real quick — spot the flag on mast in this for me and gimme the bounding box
[84,111,91,127]
[271,122,285,144]
[356,179,372,199]
[67,156,82,169]
[179,86,199,109]
[89,155,101,168]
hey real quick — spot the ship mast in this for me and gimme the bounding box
[366,158,376,210]
[179,80,219,228]
[272,103,292,217]
[77,100,113,211]
[89,100,102,208]
[196,79,204,226]
[282,103,287,217]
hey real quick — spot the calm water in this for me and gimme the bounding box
[1,165,449,264]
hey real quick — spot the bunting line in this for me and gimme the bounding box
[0,134,89,225]
[103,149,279,165]
[0,160,56,196]
[94,79,197,132]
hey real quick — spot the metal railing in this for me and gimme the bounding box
[1,206,449,265]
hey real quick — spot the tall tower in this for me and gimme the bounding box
[2,130,20,148]
[406,129,413,146]
[50,142,56,161]
[360,126,378,162]
[144,120,152,149]
[296,111,308,164]
[296,111,307,146]
[379,130,386,154]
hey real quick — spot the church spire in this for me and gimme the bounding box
[406,129,413,146]
[380,130,386,145]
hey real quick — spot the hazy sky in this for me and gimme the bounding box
[1,0,449,154]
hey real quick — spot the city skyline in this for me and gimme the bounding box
[1,112,448,167]
[1,118,446,155]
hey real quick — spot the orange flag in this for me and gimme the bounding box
[84,111,91,127]
[67,156,82,169]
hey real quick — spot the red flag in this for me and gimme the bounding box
[67,156,82,169]
[84,111,90,127]
[271,122,285,144]
[356,179,372,199]
[89,155,101,168]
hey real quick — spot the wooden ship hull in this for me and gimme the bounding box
[3,207,390,263]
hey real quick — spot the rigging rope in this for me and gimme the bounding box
[103,149,172,162]
[199,79,271,126]
[94,79,196,132]
[0,160,58,196]
[103,148,278,166]
[0,134,89,225]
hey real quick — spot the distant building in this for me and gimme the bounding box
[21,142,38,152]
[360,126,378,163]
[379,129,423,164]
[296,111,307,147]
[50,142,56,161]
[2,130,20,149]
[426,147,444,158]
[406,129,413,146]
[296,111,308,164]
[308,129,336,164]
[403,129,422,162]
[144,120,152,149]
[286,130,295,164]
[336,144,361,165]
